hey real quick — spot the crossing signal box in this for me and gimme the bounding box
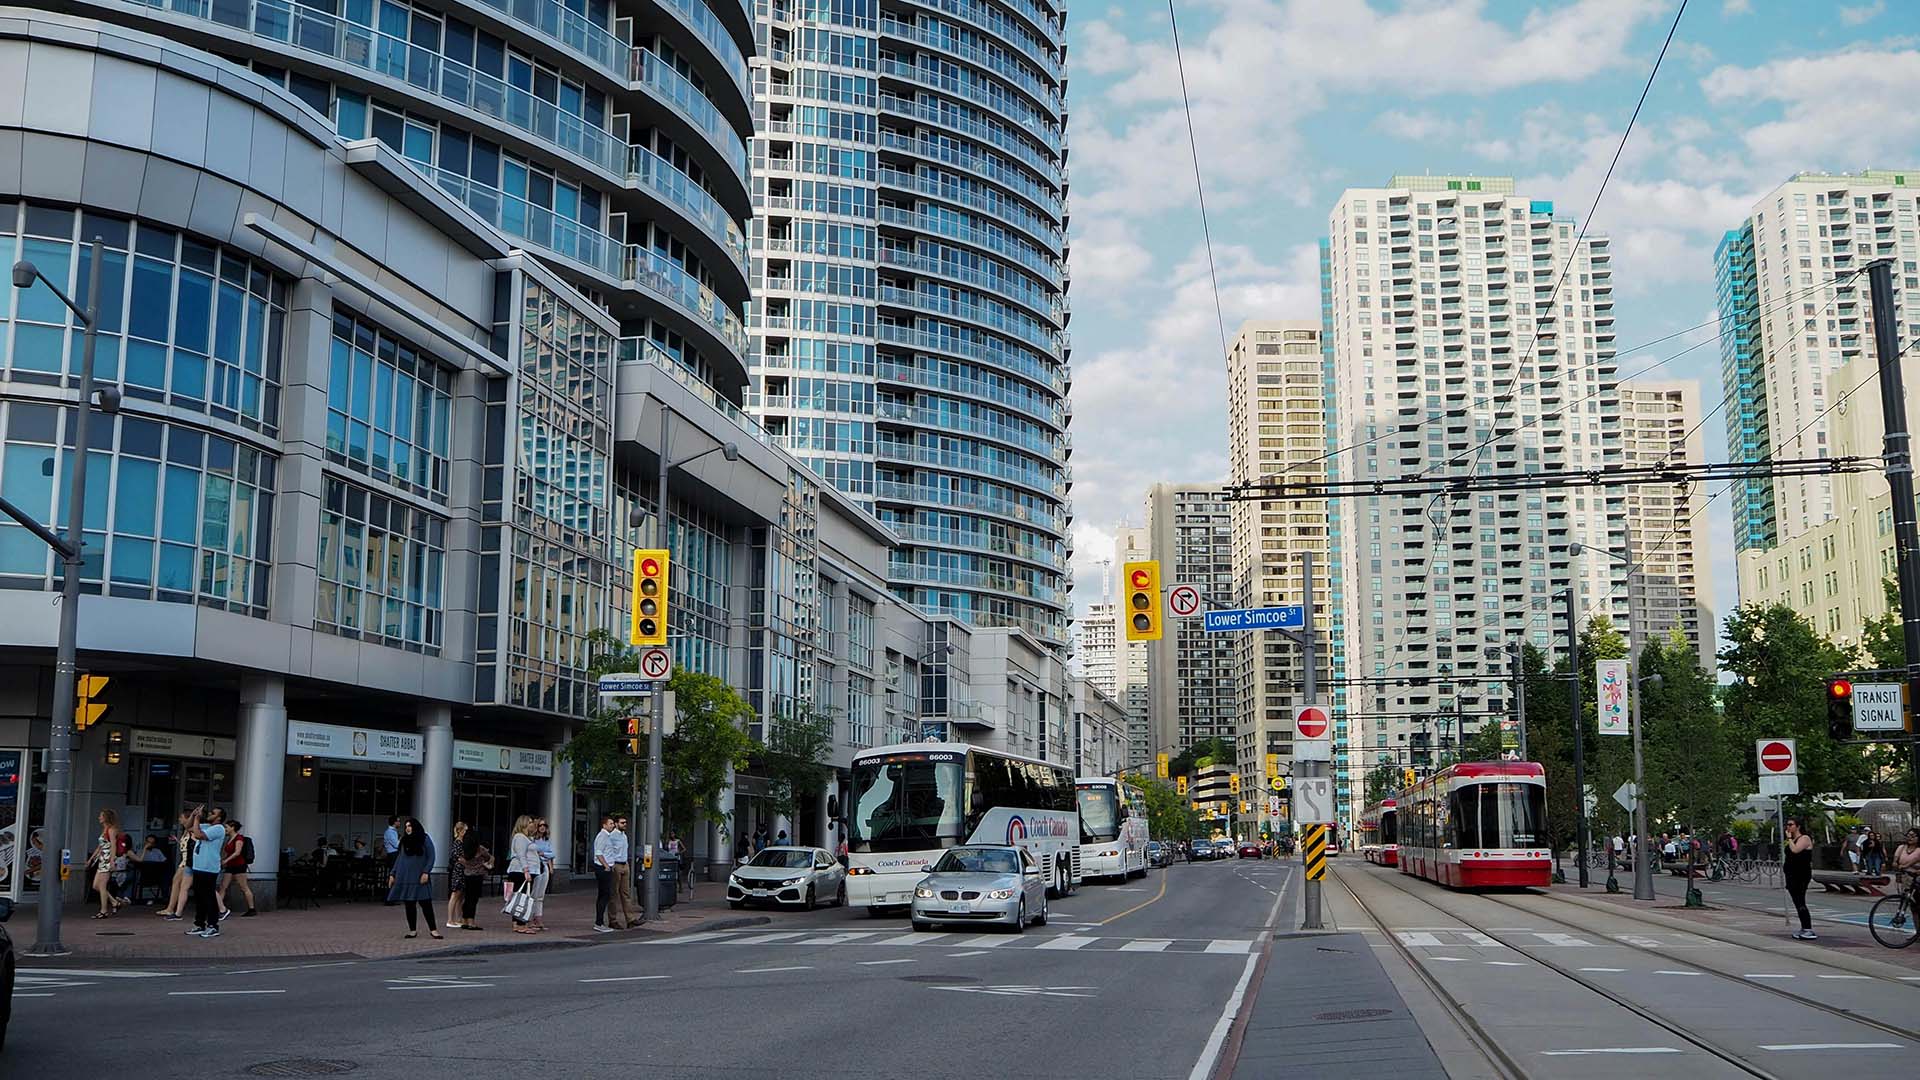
[626,717,643,756]
[75,674,110,730]
[1176,775,1188,795]
[1156,752,1170,779]
[1826,677,1853,740]
[630,549,670,646]
[1123,560,1163,642]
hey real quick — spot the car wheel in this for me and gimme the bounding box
[1012,898,1026,934]
[804,885,816,912]
[1034,895,1048,927]
[727,899,744,910]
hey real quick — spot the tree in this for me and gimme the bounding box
[1123,773,1201,841]
[1850,578,1917,798]
[1720,603,1870,803]
[1636,633,1745,838]
[559,630,756,837]
[761,701,836,825]
[1169,736,1235,777]
[1363,763,1402,805]
[1518,620,1625,856]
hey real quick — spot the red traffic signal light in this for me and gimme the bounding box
[1827,676,1853,740]
[1828,678,1852,699]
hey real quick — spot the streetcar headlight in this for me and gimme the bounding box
[987,889,1017,900]
[914,886,937,899]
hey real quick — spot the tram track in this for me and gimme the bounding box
[1337,863,1918,1079]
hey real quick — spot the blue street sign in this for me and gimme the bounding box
[1202,605,1305,633]
[597,673,656,697]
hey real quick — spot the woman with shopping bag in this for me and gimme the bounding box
[502,815,537,934]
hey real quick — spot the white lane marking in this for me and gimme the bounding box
[1482,960,1525,967]
[1396,932,1444,947]
[1759,1044,1904,1052]
[1185,950,1260,1080]
[1034,935,1097,951]
[580,975,671,983]
[1580,967,1628,973]
[1426,956,1470,963]
[18,968,178,979]
[1900,976,1920,982]
[721,932,808,945]
[943,935,1014,949]
[883,933,953,946]
[653,931,738,945]
[1654,970,1703,976]
[1743,974,1796,980]
[1532,933,1592,947]
[225,961,360,976]
[735,966,813,974]
[13,993,56,998]
[1615,935,1664,948]
[1119,939,1173,953]
[1816,974,1871,980]
[857,958,916,966]
[1483,928,1538,932]
[1205,939,1253,955]
[387,983,492,991]
[167,990,286,997]
[1542,1048,1682,1056]
[949,950,991,957]
[1462,932,1503,948]
[793,932,884,945]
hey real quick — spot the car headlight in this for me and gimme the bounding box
[914,886,937,899]
[987,888,1017,900]
[1102,849,1119,857]
[728,875,741,887]
[782,877,804,887]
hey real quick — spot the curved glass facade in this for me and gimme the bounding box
[112,0,758,400]
[749,0,1071,648]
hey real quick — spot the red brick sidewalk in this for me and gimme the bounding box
[23,882,762,962]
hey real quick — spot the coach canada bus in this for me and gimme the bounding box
[1076,776,1150,881]
[844,742,1083,915]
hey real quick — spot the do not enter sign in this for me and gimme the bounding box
[1756,739,1797,775]
[1296,707,1329,740]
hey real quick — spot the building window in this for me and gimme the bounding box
[326,311,454,499]
[0,404,274,615]
[315,476,446,652]
[848,594,875,669]
[0,205,287,435]
[848,674,874,748]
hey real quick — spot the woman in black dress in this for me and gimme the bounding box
[1782,817,1816,941]
[386,817,442,940]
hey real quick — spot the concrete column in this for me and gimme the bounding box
[817,779,833,850]
[234,675,288,908]
[543,738,572,888]
[707,762,734,881]
[416,704,454,877]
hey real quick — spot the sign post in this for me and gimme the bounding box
[1756,737,1800,931]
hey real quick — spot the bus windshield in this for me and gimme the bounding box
[848,757,967,853]
[1076,785,1119,842]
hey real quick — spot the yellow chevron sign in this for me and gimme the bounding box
[1302,824,1328,881]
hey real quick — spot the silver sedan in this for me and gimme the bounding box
[909,845,1048,932]
[726,846,846,910]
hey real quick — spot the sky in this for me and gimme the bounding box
[1059,0,1920,643]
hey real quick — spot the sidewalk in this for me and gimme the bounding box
[18,883,763,964]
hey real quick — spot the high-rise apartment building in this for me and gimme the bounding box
[1080,601,1119,698]
[1326,175,1624,781]
[1720,171,1920,610]
[1145,484,1236,754]
[748,0,1075,649]
[1618,381,1714,668]
[1223,322,1340,829]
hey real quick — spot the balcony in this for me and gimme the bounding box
[876,286,1062,359]
[896,0,1064,80]
[873,359,1066,429]
[872,323,1066,393]
[875,167,1063,252]
[878,17,1063,121]
[889,522,1065,569]
[630,47,749,184]
[629,142,749,276]
[879,246,1062,322]
[887,561,1061,604]
[874,480,1065,532]
[875,400,1061,458]
[876,204,1063,286]
[616,336,772,447]
[875,440,1064,497]
[877,92,1062,184]
[877,131,1063,221]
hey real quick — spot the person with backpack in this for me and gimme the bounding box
[219,820,258,917]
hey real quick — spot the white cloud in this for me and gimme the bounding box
[1703,46,1920,171]
[1722,0,1752,13]
[1374,110,1461,141]
[1839,1,1885,25]
[1069,521,1121,609]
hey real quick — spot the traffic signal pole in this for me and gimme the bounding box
[1867,259,1920,811]
[643,409,670,924]
[1565,586,1589,889]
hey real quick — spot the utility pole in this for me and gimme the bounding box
[1867,258,1920,812]
[642,409,670,924]
[1511,644,1529,761]
[1299,550,1323,930]
[1565,587,1589,889]
[1626,567,1654,902]
[11,240,105,956]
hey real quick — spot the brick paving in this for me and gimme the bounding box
[24,882,763,962]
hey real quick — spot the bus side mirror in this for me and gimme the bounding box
[826,794,840,819]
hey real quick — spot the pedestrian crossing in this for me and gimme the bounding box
[15,967,180,990]
[651,927,1256,956]
[1381,929,1726,950]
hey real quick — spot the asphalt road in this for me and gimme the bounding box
[6,855,1294,1080]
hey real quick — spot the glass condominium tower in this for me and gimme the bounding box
[749,0,1074,649]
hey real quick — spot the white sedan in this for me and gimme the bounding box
[727,846,847,910]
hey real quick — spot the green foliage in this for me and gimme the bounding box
[1719,603,1870,799]
[1616,633,1744,837]
[1460,720,1505,764]
[1363,763,1402,805]
[1169,736,1235,777]
[1728,819,1760,845]
[1123,773,1202,841]
[762,701,837,822]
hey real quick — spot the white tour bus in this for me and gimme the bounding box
[1076,776,1150,881]
[845,742,1082,913]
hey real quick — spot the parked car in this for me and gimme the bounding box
[911,844,1048,932]
[726,846,847,910]
[1146,840,1172,868]
[0,896,14,1052]
[1238,842,1262,860]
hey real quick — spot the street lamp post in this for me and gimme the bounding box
[9,240,116,956]
[632,410,737,923]
[1571,542,1655,901]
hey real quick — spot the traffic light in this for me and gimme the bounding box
[1228,772,1241,794]
[1402,767,1417,788]
[1265,753,1279,780]
[1123,560,1162,642]
[630,548,670,646]
[1240,800,1250,814]
[1176,775,1188,795]
[75,674,110,730]
[1827,676,1853,740]
[626,717,643,756]
[1156,752,1170,779]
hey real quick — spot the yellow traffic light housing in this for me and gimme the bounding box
[75,674,110,730]
[630,548,670,646]
[1265,753,1279,780]
[1176,775,1188,795]
[626,716,643,756]
[1156,752,1169,779]
[1403,767,1417,788]
[1228,772,1240,794]
[1123,560,1162,642]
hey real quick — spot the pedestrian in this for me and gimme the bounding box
[530,818,555,931]
[446,822,470,931]
[452,823,491,931]
[610,814,635,929]
[775,829,790,848]
[157,811,193,921]
[90,808,126,919]
[386,817,441,940]
[383,816,401,860]
[592,813,617,933]
[1783,816,1816,941]
[753,824,768,854]
[136,835,166,905]
[219,820,257,917]
[504,814,537,935]
[1861,828,1884,877]
[185,806,226,939]
[1892,827,1920,894]
[1844,828,1862,871]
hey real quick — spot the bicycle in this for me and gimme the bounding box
[1868,878,1918,949]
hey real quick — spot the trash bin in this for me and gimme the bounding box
[654,855,679,910]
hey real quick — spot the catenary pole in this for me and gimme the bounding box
[1865,260,1920,812]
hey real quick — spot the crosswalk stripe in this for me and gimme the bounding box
[1119,939,1173,953]
[1205,939,1252,954]
[18,968,178,979]
[1462,932,1503,948]
[1034,935,1096,950]
[1397,932,1444,947]
[656,931,741,945]
[793,932,884,945]
[722,932,809,945]
[944,935,1014,948]
[1532,933,1592,947]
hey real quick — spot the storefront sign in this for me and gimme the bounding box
[453,740,552,778]
[286,720,424,765]
[129,729,236,761]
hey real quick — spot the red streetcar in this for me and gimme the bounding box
[1358,798,1398,866]
[1398,762,1550,889]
